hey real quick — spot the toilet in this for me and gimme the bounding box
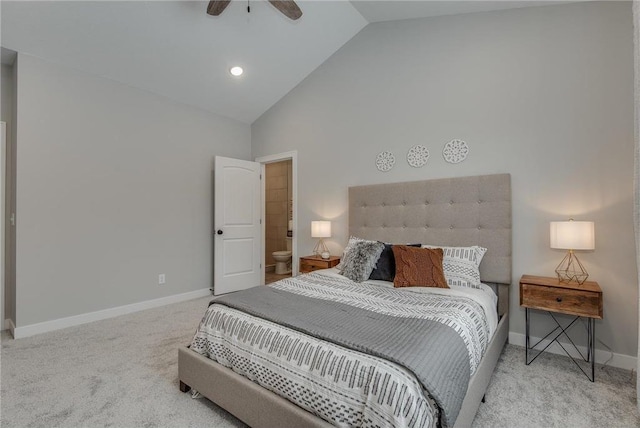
[272,237,292,275]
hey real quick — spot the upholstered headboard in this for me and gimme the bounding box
[349,174,512,285]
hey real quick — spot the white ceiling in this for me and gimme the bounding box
[1,1,572,124]
[351,1,569,23]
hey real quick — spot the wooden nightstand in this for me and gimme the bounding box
[520,274,603,381]
[299,255,340,273]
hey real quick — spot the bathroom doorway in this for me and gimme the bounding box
[257,151,297,285]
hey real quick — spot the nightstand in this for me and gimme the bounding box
[299,255,340,273]
[520,274,603,381]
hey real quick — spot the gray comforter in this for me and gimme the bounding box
[214,285,470,427]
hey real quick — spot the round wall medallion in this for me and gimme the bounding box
[376,151,395,172]
[443,139,469,164]
[407,145,430,168]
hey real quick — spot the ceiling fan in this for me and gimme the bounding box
[207,0,303,20]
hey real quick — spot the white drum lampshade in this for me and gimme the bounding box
[311,221,331,238]
[550,221,595,250]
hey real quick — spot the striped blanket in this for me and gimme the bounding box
[190,271,493,428]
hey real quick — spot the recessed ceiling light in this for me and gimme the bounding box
[230,66,244,77]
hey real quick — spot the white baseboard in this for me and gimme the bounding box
[509,332,637,371]
[12,288,212,339]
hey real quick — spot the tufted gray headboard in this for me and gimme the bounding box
[349,174,512,286]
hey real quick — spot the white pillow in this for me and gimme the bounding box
[421,245,487,288]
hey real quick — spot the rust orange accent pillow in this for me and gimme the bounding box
[391,246,449,289]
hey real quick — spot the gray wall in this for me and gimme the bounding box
[15,54,251,326]
[252,2,638,358]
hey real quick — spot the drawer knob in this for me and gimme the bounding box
[556,297,563,303]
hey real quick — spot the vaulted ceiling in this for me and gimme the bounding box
[0,1,566,124]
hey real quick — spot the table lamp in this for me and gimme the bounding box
[311,220,331,259]
[550,219,595,284]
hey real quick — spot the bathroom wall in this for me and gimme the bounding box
[265,160,292,267]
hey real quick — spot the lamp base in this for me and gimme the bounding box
[555,250,589,285]
[313,239,329,258]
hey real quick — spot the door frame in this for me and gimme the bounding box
[0,122,5,329]
[255,151,298,285]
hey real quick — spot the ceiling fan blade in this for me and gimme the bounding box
[268,0,303,20]
[207,0,231,16]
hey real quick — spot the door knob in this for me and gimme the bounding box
[217,230,223,235]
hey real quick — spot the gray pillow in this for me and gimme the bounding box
[339,240,385,282]
[336,236,375,270]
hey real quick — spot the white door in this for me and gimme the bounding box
[213,156,261,295]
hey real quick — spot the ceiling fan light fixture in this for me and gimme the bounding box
[229,66,244,77]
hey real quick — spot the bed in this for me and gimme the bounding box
[178,173,511,428]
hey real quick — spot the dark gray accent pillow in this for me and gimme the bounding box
[339,241,385,283]
[369,243,422,282]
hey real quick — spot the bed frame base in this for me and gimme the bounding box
[453,313,508,427]
[178,312,508,428]
[178,345,334,428]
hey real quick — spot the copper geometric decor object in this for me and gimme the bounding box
[555,250,589,284]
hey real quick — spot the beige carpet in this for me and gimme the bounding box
[1,295,638,427]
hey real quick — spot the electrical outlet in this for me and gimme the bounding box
[158,274,166,285]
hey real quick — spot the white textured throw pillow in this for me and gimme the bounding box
[336,236,375,270]
[421,245,487,288]
[339,241,385,283]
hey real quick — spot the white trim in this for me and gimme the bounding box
[260,163,267,286]
[633,0,640,409]
[0,122,5,334]
[509,332,637,371]
[11,288,211,339]
[255,151,298,284]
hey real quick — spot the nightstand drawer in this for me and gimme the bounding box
[301,263,325,273]
[299,256,340,273]
[303,258,332,269]
[521,283,602,318]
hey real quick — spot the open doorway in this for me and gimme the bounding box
[256,151,297,285]
[264,159,292,284]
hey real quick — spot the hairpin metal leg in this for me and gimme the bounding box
[589,317,595,382]
[525,308,530,364]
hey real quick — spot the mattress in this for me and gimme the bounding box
[190,269,498,428]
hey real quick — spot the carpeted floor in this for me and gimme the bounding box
[1,295,638,428]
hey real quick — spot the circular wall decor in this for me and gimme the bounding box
[443,139,469,164]
[376,151,395,172]
[407,145,430,168]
